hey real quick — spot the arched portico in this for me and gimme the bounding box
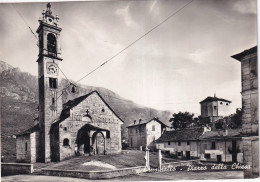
[76,124,110,155]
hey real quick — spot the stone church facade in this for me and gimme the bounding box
[16,3,123,163]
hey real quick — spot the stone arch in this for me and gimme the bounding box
[92,131,105,155]
[47,33,57,54]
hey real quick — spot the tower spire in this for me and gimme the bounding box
[45,2,53,18]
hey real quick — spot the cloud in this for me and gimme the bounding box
[188,49,210,64]
[233,0,256,15]
[115,4,140,29]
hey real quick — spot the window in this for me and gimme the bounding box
[141,126,145,132]
[25,142,28,151]
[187,141,190,145]
[211,142,216,149]
[71,86,76,93]
[214,106,217,110]
[152,125,155,131]
[101,108,105,112]
[178,141,181,146]
[47,33,57,54]
[63,138,69,146]
[220,102,223,105]
[52,98,55,105]
[136,128,138,134]
[168,141,171,145]
[49,78,57,89]
[205,154,211,159]
[64,127,67,131]
[250,57,257,78]
[177,151,183,156]
[226,103,229,106]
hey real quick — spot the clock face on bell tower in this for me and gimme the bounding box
[46,62,58,75]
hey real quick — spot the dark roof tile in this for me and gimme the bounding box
[16,124,40,136]
[200,96,231,104]
[156,127,204,142]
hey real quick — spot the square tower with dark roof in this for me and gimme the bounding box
[200,95,232,122]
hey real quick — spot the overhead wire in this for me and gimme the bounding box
[13,1,195,123]
[46,0,195,120]
[10,4,38,41]
[74,0,194,85]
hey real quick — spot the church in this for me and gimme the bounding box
[16,3,123,163]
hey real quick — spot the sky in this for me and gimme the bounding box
[0,0,257,116]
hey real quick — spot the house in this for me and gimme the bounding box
[231,46,259,178]
[156,127,209,159]
[16,3,123,163]
[199,129,243,163]
[200,95,232,122]
[127,117,167,150]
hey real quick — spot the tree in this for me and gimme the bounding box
[230,108,242,129]
[194,115,211,127]
[169,112,194,130]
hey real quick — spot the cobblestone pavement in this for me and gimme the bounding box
[1,170,244,181]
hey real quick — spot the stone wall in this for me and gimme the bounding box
[58,92,122,160]
[41,166,146,179]
[128,125,146,149]
[16,134,31,163]
[1,163,33,176]
[38,56,63,162]
[217,101,231,117]
[239,51,259,178]
[146,120,162,148]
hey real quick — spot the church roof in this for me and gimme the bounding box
[156,127,204,142]
[200,96,231,104]
[56,90,124,124]
[126,117,167,128]
[16,124,40,136]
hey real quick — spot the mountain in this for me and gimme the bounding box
[0,61,172,162]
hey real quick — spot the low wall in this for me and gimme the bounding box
[41,160,198,179]
[1,163,33,176]
[161,160,197,169]
[41,166,147,179]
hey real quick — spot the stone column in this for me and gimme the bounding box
[158,149,162,170]
[144,146,150,170]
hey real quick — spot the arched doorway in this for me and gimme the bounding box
[92,131,105,155]
[76,124,109,155]
[76,130,91,154]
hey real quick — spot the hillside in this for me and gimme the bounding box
[0,60,172,161]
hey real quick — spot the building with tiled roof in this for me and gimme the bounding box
[199,129,243,163]
[127,118,167,150]
[156,127,209,159]
[200,95,232,123]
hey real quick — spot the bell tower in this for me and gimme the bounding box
[36,3,62,162]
